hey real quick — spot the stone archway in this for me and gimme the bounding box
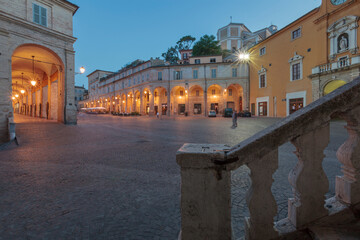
[11,44,66,122]
[323,80,347,96]
[171,86,186,115]
[207,84,223,114]
[225,84,244,112]
[189,85,204,115]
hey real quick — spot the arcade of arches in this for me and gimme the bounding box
[85,83,246,116]
[11,45,65,122]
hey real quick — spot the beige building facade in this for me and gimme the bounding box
[81,57,249,117]
[0,0,78,143]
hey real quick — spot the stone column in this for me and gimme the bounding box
[139,90,143,115]
[167,87,171,116]
[132,91,135,113]
[64,49,77,124]
[47,76,51,119]
[0,29,12,143]
[40,84,43,118]
[125,94,128,113]
[149,89,154,116]
[176,144,232,240]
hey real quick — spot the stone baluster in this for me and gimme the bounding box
[336,106,360,204]
[176,144,231,240]
[288,124,330,227]
[245,149,279,240]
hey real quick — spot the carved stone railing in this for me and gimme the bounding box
[312,56,360,74]
[177,77,360,240]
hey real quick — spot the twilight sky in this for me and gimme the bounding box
[71,0,321,88]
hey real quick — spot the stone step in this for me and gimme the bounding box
[309,226,360,240]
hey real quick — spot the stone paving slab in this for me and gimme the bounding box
[0,114,347,239]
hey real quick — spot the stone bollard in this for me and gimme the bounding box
[176,143,232,240]
[7,113,15,141]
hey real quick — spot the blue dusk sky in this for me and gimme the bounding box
[71,0,321,88]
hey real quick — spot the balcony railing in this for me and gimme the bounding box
[177,76,360,239]
[312,56,360,74]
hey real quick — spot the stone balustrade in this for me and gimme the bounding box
[177,77,360,239]
[312,56,360,74]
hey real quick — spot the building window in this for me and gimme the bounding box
[259,74,266,88]
[193,70,198,79]
[158,72,162,80]
[211,69,216,78]
[142,75,144,82]
[212,89,215,95]
[133,78,136,85]
[147,74,149,80]
[75,97,77,101]
[122,82,125,89]
[195,59,201,64]
[289,53,303,81]
[232,68,237,77]
[196,90,199,96]
[33,3,47,27]
[183,53,188,59]
[229,89,232,96]
[128,79,131,86]
[210,58,216,63]
[180,90,184,96]
[174,71,182,80]
[260,47,266,56]
[292,27,301,40]
[289,98,304,114]
[292,63,301,80]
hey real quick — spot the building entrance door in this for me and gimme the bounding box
[178,104,185,114]
[227,102,234,110]
[154,106,158,115]
[194,103,201,114]
[239,96,243,111]
[162,104,167,115]
[289,98,303,114]
[258,102,267,116]
[211,103,219,113]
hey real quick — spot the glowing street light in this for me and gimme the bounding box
[12,97,15,100]
[79,66,85,74]
[15,94,19,98]
[21,89,25,94]
[31,80,36,86]
[238,52,250,62]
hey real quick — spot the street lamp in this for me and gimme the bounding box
[75,66,86,75]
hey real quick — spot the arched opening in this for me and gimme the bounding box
[225,84,244,112]
[121,94,126,113]
[171,86,186,115]
[127,92,134,113]
[324,80,347,96]
[154,87,167,115]
[189,85,204,115]
[11,44,65,122]
[134,91,140,113]
[207,84,222,114]
[142,88,151,115]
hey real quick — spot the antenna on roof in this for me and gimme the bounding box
[230,16,232,23]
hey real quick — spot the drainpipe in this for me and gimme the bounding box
[64,50,68,124]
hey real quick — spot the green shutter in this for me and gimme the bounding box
[33,4,40,24]
[40,6,47,26]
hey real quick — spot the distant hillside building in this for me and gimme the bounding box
[217,23,278,51]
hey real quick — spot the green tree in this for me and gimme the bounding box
[176,35,196,50]
[192,35,222,56]
[161,46,179,64]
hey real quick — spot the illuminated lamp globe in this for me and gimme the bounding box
[15,94,19,98]
[12,97,15,100]
[21,89,25,94]
[79,66,85,74]
[31,80,36,86]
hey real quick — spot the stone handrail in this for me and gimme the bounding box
[177,76,360,240]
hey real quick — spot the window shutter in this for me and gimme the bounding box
[33,4,40,24]
[40,6,47,26]
[173,71,175,80]
[180,71,183,79]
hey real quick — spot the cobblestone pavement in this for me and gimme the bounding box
[0,114,347,239]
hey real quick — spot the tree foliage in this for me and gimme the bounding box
[161,46,179,64]
[192,35,222,56]
[176,35,196,50]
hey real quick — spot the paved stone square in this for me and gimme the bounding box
[0,114,347,239]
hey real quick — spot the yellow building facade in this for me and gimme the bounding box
[249,0,360,117]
